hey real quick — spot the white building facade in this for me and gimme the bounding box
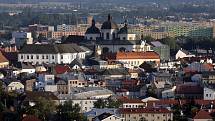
[18,44,86,65]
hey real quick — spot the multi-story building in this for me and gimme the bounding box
[57,24,89,32]
[18,44,86,64]
[57,24,77,32]
[28,24,54,32]
[47,31,85,39]
[12,32,33,48]
[162,22,213,38]
[119,108,173,121]
[101,51,160,69]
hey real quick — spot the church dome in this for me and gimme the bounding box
[85,19,101,34]
[118,21,133,34]
[101,14,118,30]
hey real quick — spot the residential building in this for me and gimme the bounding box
[25,79,36,91]
[119,108,173,121]
[7,81,24,93]
[18,44,86,64]
[0,51,9,68]
[72,99,97,113]
[47,31,85,39]
[56,80,68,94]
[28,24,54,32]
[175,83,203,99]
[175,49,195,60]
[93,113,123,121]
[101,51,160,69]
[100,69,130,80]
[202,71,215,84]
[12,62,35,75]
[204,87,215,100]
[84,108,120,121]
[119,98,145,108]
[12,32,33,48]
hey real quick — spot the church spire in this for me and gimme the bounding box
[92,19,95,27]
[108,14,111,21]
[124,19,128,27]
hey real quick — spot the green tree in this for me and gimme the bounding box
[160,37,179,50]
[142,36,155,43]
[94,98,122,109]
[56,100,86,121]
[94,99,106,109]
[24,97,56,121]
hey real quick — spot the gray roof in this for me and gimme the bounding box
[19,44,85,54]
[14,62,34,69]
[96,40,134,45]
[70,87,113,99]
[84,108,119,117]
[101,69,130,75]
[151,41,164,47]
[86,26,101,34]
[69,58,83,69]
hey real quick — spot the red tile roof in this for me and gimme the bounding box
[195,100,215,106]
[22,115,41,121]
[119,108,172,114]
[102,51,160,60]
[54,65,71,74]
[0,51,9,63]
[193,110,212,119]
[175,83,203,94]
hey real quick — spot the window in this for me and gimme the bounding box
[61,55,63,59]
[106,33,110,40]
[42,55,44,59]
[206,94,208,97]
[90,37,93,40]
[46,55,48,59]
[21,55,23,59]
[27,55,29,59]
[36,55,39,59]
[31,55,33,59]
[52,56,55,59]
[113,33,116,39]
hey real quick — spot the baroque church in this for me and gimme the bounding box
[84,14,152,54]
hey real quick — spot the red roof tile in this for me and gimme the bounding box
[175,83,203,94]
[54,65,71,74]
[22,115,41,121]
[102,51,160,60]
[0,51,8,63]
[193,110,212,119]
[119,108,172,114]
